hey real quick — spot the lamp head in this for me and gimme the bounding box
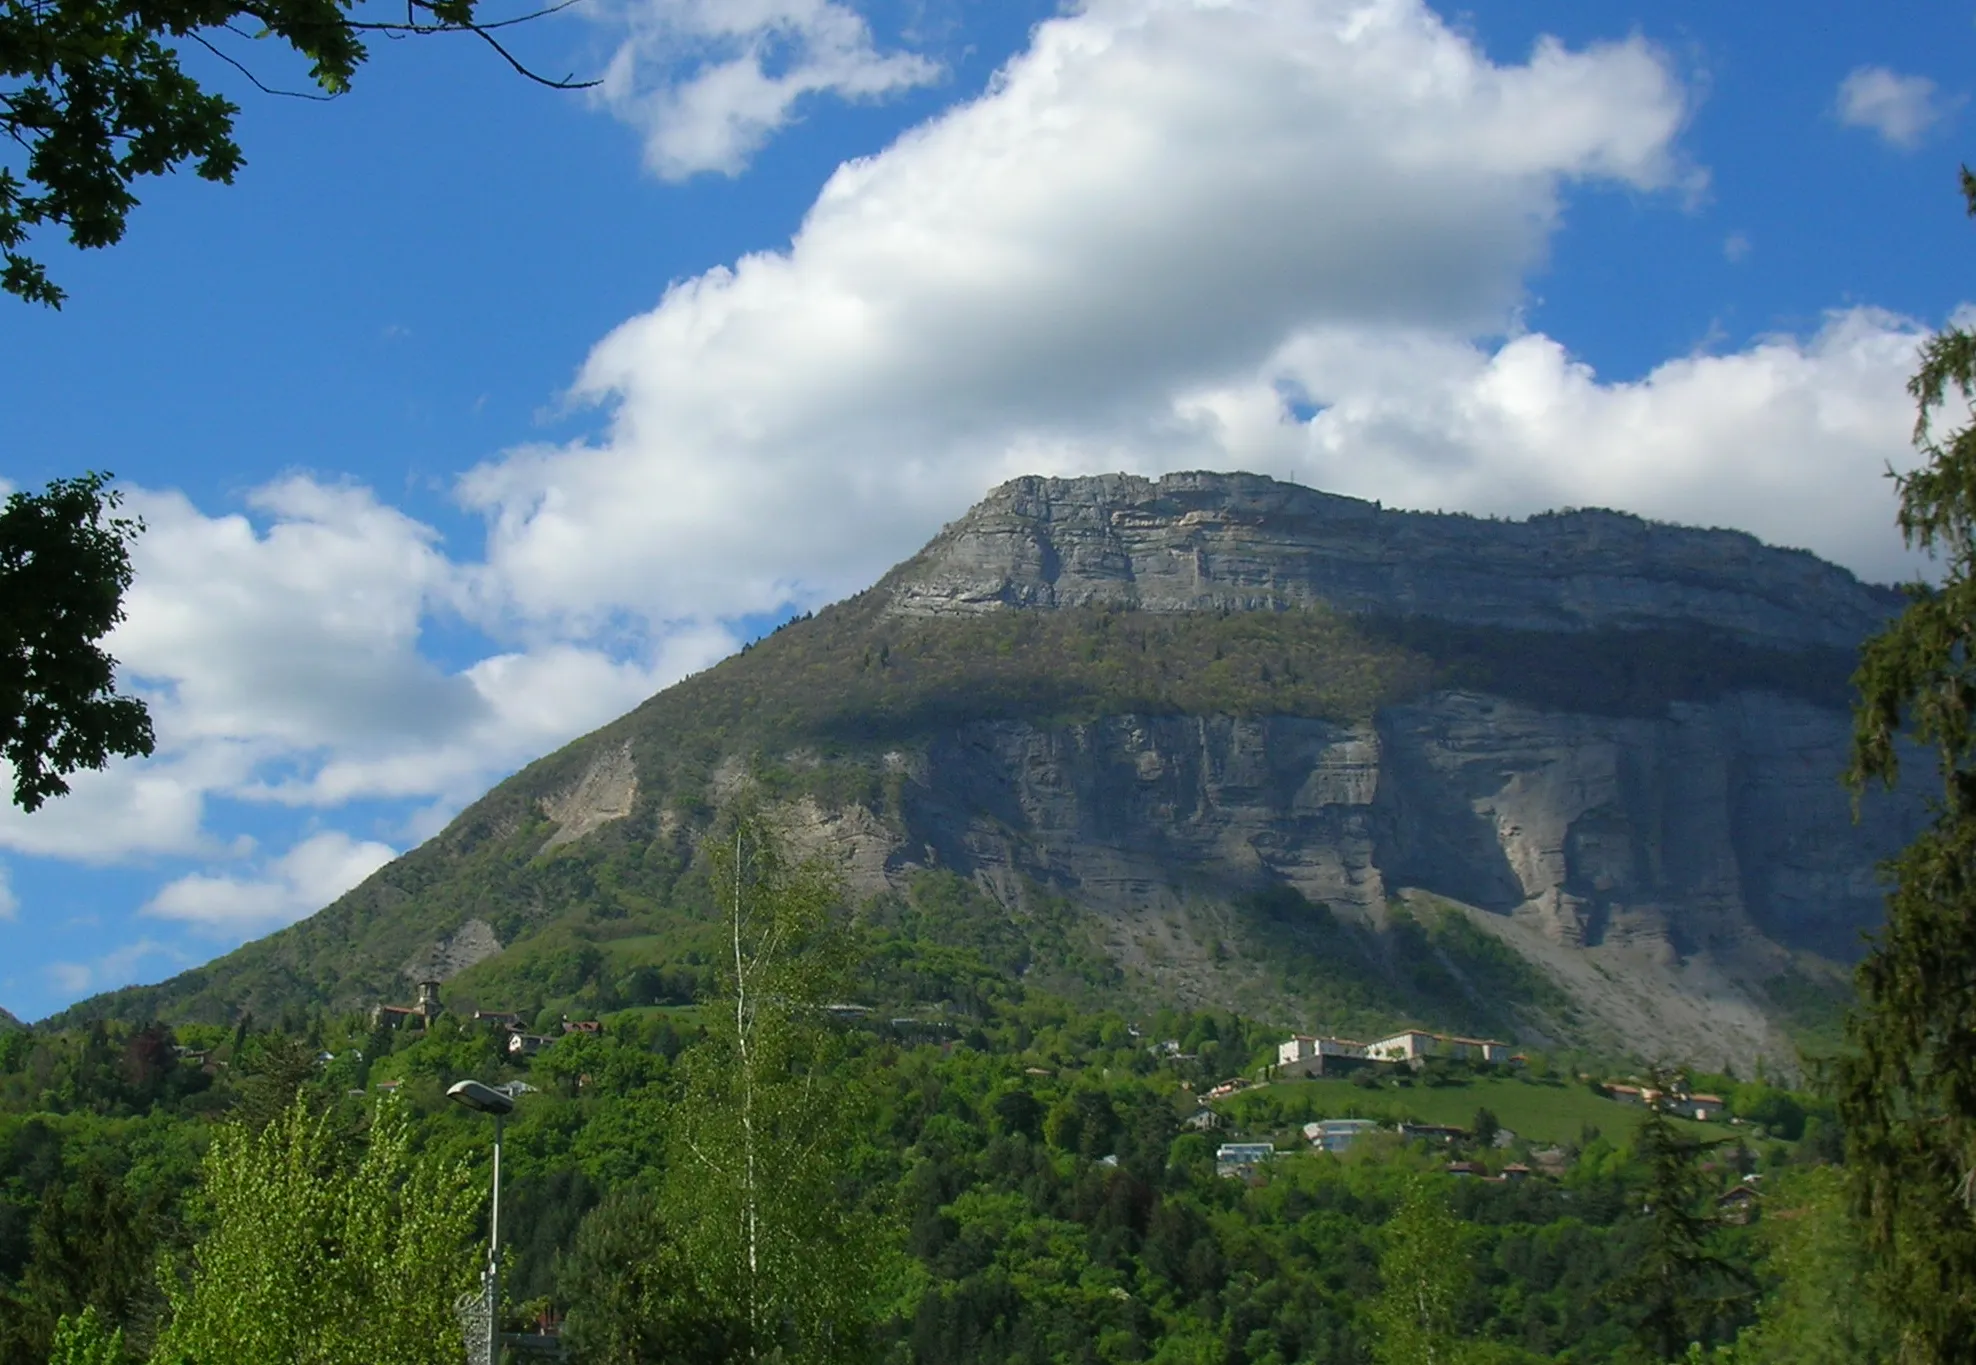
[447,1078,517,1116]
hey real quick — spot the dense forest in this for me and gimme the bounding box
[0,822,1877,1365]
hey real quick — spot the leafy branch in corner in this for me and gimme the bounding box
[1,0,598,307]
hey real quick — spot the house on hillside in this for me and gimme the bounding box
[1363,1030,1511,1064]
[561,1019,603,1036]
[508,1032,556,1058]
[1684,1094,1726,1122]
[1442,1035,1512,1063]
[1216,1143,1276,1179]
[1367,1030,1439,1062]
[1182,1108,1225,1133]
[1276,1034,1366,1078]
[372,979,443,1030]
[1717,1184,1763,1225]
[1400,1122,1469,1145]
[1303,1118,1379,1153]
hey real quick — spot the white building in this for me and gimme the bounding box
[1276,1034,1366,1077]
[1443,1036,1513,1064]
[1365,1030,1511,1064]
[1366,1030,1439,1062]
[1302,1118,1380,1153]
[1216,1143,1277,1178]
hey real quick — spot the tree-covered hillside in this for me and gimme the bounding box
[0,905,1865,1365]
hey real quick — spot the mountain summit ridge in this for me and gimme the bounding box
[888,471,1898,650]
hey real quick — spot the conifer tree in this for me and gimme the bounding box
[1840,168,1976,1365]
[1606,1100,1754,1361]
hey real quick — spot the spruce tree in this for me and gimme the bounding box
[1840,168,1976,1364]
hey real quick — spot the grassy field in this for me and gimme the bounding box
[1217,1074,1721,1147]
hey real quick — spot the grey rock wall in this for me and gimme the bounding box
[888,471,1900,649]
[887,688,1914,1066]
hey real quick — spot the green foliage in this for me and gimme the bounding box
[0,0,582,306]
[1606,1099,1756,1360]
[658,813,898,1363]
[1839,168,1976,1365]
[45,1307,120,1365]
[556,1182,725,1365]
[1370,1174,1471,1365]
[152,1095,481,1365]
[1727,1166,1894,1364]
[0,473,152,811]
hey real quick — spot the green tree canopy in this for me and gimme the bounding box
[1840,167,1976,1365]
[153,1094,481,1365]
[1371,1173,1471,1365]
[658,810,899,1365]
[0,472,152,811]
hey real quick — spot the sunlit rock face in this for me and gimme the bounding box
[889,471,1897,649]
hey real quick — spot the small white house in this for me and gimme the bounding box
[1303,1118,1380,1153]
[1216,1143,1277,1178]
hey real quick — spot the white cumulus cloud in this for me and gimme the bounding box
[594,0,941,179]
[144,830,399,932]
[1837,65,1956,149]
[464,0,1696,636]
[44,939,179,997]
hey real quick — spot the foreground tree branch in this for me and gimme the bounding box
[1,0,597,307]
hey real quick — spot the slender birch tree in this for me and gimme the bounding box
[1371,1174,1471,1365]
[659,808,890,1365]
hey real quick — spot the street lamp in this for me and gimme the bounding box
[449,1079,520,1365]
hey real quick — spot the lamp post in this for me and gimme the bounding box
[449,1079,519,1365]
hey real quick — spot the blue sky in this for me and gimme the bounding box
[0,0,1968,1021]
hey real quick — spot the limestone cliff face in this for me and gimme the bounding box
[888,472,1898,649]
[864,473,1916,1068]
[875,691,1902,1067]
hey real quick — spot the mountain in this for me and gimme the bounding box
[0,1007,20,1032]
[48,473,1918,1070]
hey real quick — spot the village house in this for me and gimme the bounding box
[508,1032,556,1058]
[372,979,444,1030]
[1442,1035,1513,1063]
[1366,1029,1439,1062]
[1364,1029,1511,1064]
[1275,1034,1366,1078]
[1683,1094,1727,1122]
[1216,1143,1276,1179]
[1606,1082,1664,1107]
[1303,1118,1380,1153]
[1717,1184,1763,1225]
[1182,1108,1225,1133]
